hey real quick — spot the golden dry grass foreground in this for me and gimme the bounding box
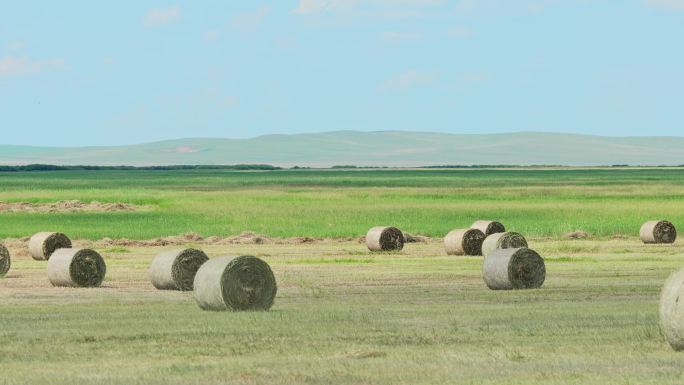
[1,236,684,385]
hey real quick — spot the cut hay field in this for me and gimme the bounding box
[2,168,684,384]
[1,239,683,384]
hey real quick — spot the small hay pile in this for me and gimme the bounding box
[483,247,545,290]
[29,232,72,260]
[402,232,429,243]
[149,248,209,291]
[471,220,505,236]
[193,256,277,311]
[366,226,404,251]
[660,268,684,351]
[0,244,10,276]
[640,220,677,244]
[47,248,107,287]
[444,228,485,256]
[481,232,528,257]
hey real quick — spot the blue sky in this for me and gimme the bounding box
[1,0,683,146]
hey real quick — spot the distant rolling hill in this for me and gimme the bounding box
[1,131,683,167]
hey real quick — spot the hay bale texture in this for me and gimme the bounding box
[149,248,209,291]
[481,232,528,257]
[193,256,277,311]
[660,268,684,351]
[640,220,677,244]
[483,247,545,290]
[47,248,106,287]
[471,220,505,236]
[444,228,485,256]
[29,232,72,260]
[366,226,404,251]
[0,244,10,276]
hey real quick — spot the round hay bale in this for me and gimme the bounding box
[193,256,277,311]
[29,232,72,261]
[640,220,676,244]
[47,248,106,287]
[481,232,528,257]
[444,228,485,256]
[149,248,209,291]
[366,226,404,251]
[483,247,545,290]
[471,220,505,236]
[660,268,684,351]
[0,244,10,276]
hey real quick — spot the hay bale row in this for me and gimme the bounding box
[641,220,677,244]
[48,248,107,287]
[193,255,277,311]
[483,247,545,290]
[29,232,72,260]
[444,228,485,256]
[481,232,528,257]
[0,244,10,276]
[149,248,208,291]
[366,226,404,251]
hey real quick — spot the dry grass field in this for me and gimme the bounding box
[1,237,683,385]
[2,168,684,384]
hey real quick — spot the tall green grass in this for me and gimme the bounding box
[1,168,683,239]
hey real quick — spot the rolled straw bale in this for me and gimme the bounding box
[483,247,545,290]
[47,248,106,287]
[366,226,404,251]
[640,220,677,244]
[193,256,277,311]
[660,268,684,351]
[481,232,528,257]
[471,220,505,236]
[444,228,485,256]
[29,232,72,260]
[149,248,209,291]
[0,244,10,276]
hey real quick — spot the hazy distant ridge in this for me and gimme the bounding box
[1,131,682,167]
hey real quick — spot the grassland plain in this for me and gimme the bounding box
[1,239,684,384]
[1,168,684,239]
[2,168,684,384]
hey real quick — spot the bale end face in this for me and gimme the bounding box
[366,226,404,252]
[483,247,545,290]
[149,248,209,291]
[641,220,677,244]
[481,232,528,257]
[48,248,106,288]
[194,256,277,311]
[444,228,485,256]
[471,220,505,236]
[29,232,72,260]
[0,244,10,276]
[660,268,684,351]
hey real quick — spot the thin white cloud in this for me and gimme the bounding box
[0,56,65,77]
[455,0,557,15]
[293,0,444,15]
[645,0,684,10]
[448,26,473,38]
[204,30,219,42]
[293,0,358,14]
[144,6,180,27]
[232,5,271,30]
[381,69,437,90]
[381,31,423,42]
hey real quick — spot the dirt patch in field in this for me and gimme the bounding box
[0,200,150,213]
[565,230,589,239]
